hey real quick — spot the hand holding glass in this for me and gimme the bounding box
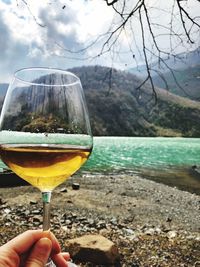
[0,68,93,266]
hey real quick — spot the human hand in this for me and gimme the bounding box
[0,230,70,267]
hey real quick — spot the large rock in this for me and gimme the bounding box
[65,234,120,265]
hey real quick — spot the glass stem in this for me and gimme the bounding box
[42,192,52,231]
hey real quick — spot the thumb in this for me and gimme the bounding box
[25,238,52,267]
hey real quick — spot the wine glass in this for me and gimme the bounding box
[0,67,93,267]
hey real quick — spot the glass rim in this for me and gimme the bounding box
[14,67,80,87]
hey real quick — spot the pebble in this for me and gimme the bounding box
[144,228,156,236]
[3,208,11,214]
[167,230,177,239]
[72,183,80,190]
[31,209,41,215]
[60,187,68,193]
[123,228,135,236]
[30,200,38,205]
[0,198,6,205]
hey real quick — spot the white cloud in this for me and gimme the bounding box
[0,0,116,82]
[0,0,199,82]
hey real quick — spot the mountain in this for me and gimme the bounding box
[128,48,200,101]
[129,47,200,77]
[1,66,200,137]
[0,83,8,98]
[152,65,200,101]
[0,83,8,109]
[69,65,200,137]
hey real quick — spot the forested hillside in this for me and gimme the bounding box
[70,66,200,137]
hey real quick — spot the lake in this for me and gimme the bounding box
[82,137,200,195]
[1,137,200,194]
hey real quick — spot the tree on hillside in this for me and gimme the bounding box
[19,0,200,99]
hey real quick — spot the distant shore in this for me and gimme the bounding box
[130,165,200,196]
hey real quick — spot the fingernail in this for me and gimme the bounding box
[38,237,52,250]
[42,230,51,238]
[62,252,70,260]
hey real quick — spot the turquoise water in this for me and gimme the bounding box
[83,137,200,172]
[1,137,200,193]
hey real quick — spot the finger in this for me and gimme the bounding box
[0,248,20,267]
[25,238,52,267]
[51,252,70,267]
[43,231,61,254]
[3,230,43,254]
[60,252,71,261]
[3,230,60,255]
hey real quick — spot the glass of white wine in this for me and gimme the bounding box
[0,67,93,267]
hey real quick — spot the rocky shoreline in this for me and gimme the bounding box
[0,173,200,266]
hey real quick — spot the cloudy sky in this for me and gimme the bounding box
[0,0,199,82]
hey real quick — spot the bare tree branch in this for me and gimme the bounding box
[104,0,119,6]
[99,0,200,99]
[21,0,46,27]
[176,0,200,44]
[138,4,157,103]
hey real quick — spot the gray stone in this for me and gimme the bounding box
[167,230,177,239]
[31,209,41,215]
[65,234,120,265]
[145,228,156,236]
[72,183,80,190]
[30,200,38,205]
[0,198,6,205]
[60,187,68,193]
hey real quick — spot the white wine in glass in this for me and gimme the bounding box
[0,67,93,266]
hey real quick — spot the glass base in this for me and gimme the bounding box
[67,262,78,267]
[45,260,78,266]
[45,260,55,267]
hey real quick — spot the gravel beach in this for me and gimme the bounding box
[0,173,200,266]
